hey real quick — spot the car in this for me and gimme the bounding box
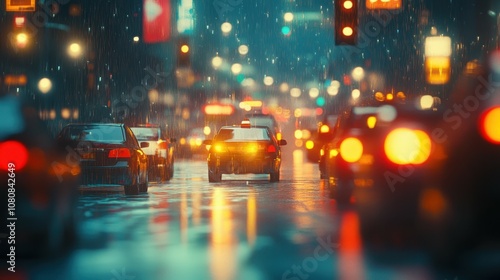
[203,119,287,182]
[0,93,80,258]
[244,112,282,140]
[56,123,149,194]
[130,124,176,181]
[320,100,445,246]
[305,115,337,163]
[417,53,500,277]
[176,127,208,159]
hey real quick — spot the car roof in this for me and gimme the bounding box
[129,124,160,128]
[63,123,124,127]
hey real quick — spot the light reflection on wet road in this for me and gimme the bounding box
[24,149,434,280]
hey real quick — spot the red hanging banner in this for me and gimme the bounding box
[143,0,171,43]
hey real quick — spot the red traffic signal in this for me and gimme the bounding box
[335,0,358,46]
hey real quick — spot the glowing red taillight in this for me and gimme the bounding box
[267,145,277,153]
[0,140,28,170]
[108,148,131,158]
[158,141,168,149]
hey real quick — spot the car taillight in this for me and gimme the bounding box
[108,148,131,158]
[384,128,431,165]
[246,143,259,153]
[0,140,28,171]
[339,137,363,163]
[214,144,226,153]
[320,124,330,133]
[305,140,314,150]
[479,106,500,144]
[267,144,277,153]
[158,141,168,149]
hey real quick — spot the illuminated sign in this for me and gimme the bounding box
[143,0,171,43]
[3,74,27,86]
[6,0,35,12]
[425,36,452,84]
[203,104,235,115]
[366,0,402,10]
[177,0,194,34]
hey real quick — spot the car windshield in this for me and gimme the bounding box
[60,125,124,142]
[130,127,159,141]
[214,127,270,142]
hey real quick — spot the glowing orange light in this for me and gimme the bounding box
[343,1,354,9]
[204,104,235,115]
[384,128,431,165]
[342,27,354,36]
[479,106,500,144]
[340,137,363,163]
[366,0,402,10]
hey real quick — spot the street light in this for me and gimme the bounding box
[38,78,52,94]
[238,45,249,56]
[212,56,223,69]
[351,67,365,82]
[231,63,242,75]
[221,22,232,35]
[263,76,274,86]
[67,42,83,59]
[351,89,360,99]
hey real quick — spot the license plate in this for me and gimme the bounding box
[81,152,95,160]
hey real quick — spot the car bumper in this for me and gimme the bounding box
[208,154,280,174]
[80,162,133,187]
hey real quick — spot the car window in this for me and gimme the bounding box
[215,128,270,141]
[130,127,159,141]
[60,125,125,142]
[125,126,140,148]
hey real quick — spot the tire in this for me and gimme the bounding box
[139,173,148,193]
[124,174,140,195]
[160,166,169,182]
[208,169,221,182]
[168,157,175,179]
[269,171,280,182]
[332,178,353,206]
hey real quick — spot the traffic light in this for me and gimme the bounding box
[177,36,190,67]
[12,15,29,50]
[335,0,358,46]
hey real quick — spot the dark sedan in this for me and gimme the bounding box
[56,123,149,194]
[319,101,445,247]
[203,120,287,182]
[418,54,500,277]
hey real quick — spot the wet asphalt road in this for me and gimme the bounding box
[20,148,435,280]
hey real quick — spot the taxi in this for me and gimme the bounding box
[203,119,287,182]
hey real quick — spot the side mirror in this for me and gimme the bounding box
[140,142,150,148]
[202,139,212,145]
[279,139,287,146]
